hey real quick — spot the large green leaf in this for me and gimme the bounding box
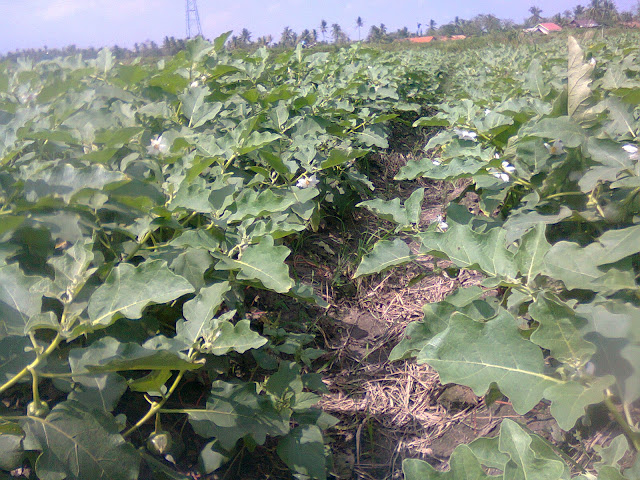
[21,401,139,480]
[499,419,566,480]
[0,263,47,339]
[179,86,223,128]
[214,236,293,293]
[568,36,595,124]
[177,282,231,346]
[277,425,327,479]
[24,164,126,203]
[47,240,95,301]
[69,336,199,374]
[418,222,517,280]
[417,310,560,414]
[201,319,267,355]
[88,260,194,327]
[514,223,551,285]
[354,238,415,278]
[544,242,637,292]
[186,381,290,450]
[357,188,424,227]
[403,444,495,479]
[544,376,615,430]
[529,293,595,365]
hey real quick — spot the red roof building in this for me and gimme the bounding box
[409,36,435,43]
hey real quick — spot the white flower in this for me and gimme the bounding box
[296,174,319,189]
[490,170,510,182]
[544,139,564,156]
[502,161,516,174]
[190,80,199,88]
[485,109,492,115]
[432,215,448,232]
[453,128,477,141]
[431,159,441,166]
[147,135,170,155]
[589,57,596,66]
[19,92,36,104]
[623,144,640,161]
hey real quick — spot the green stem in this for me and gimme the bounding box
[604,391,640,451]
[124,230,152,263]
[0,333,63,395]
[122,369,186,438]
[30,368,40,404]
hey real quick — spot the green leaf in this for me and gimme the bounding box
[141,451,190,480]
[0,336,36,383]
[179,87,223,128]
[354,238,414,278]
[214,236,293,293]
[277,425,327,480]
[568,36,595,124]
[88,260,194,327]
[524,59,551,98]
[0,263,46,339]
[498,419,565,480]
[320,147,367,169]
[203,319,267,355]
[178,282,231,345]
[68,373,128,412]
[357,188,424,227]
[514,223,551,285]
[545,376,615,431]
[47,240,95,301]
[24,164,126,203]
[403,444,494,479]
[418,222,517,280]
[0,421,24,472]
[69,336,199,374]
[356,126,388,148]
[544,242,637,292]
[417,311,560,414]
[198,440,231,474]
[529,293,596,365]
[21,401,139,480]
[186,381,290,450]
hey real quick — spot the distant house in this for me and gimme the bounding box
[409,36,435,43]
[524,22,563,34]
[408,35,465,43]
[569,19,599,28]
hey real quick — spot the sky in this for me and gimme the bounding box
[0,0,638,54]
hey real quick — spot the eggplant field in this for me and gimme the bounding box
[0,31,639,479]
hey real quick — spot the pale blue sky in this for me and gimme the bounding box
[0,0,637,53]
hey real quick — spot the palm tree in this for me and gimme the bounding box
[331,23,343,43]
[429,19,437,33]
[356,16,364,40]
[574,4,585,18]
[528,6,543,25]
[417,22,422,35]
[280,26,296,47]
[320,19,328,42]
[239,28,252,45]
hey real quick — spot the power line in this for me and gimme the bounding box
[186,0,203,39]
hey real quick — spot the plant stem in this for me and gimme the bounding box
[122,369,186,438]
[604,391,640,452]
[0,333,63,395]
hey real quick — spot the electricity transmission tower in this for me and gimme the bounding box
[186,0,203,38]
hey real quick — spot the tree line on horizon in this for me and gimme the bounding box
[2,0,639,61]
